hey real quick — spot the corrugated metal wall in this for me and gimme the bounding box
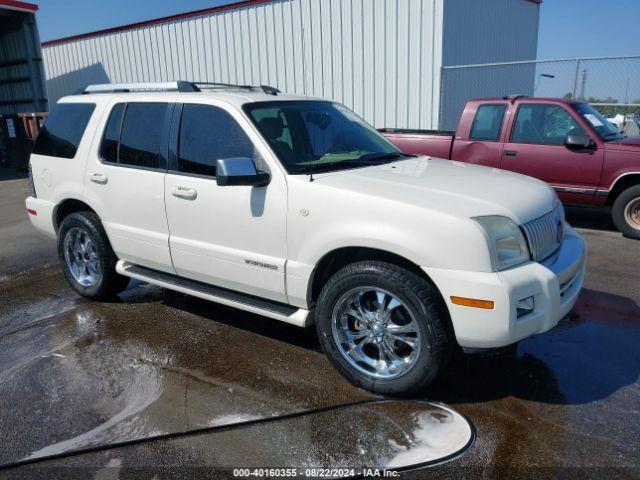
[0,11,48,115]
[42,0,444,129]
[439,0,540,129]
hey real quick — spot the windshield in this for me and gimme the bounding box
[244,101,408,174]
[572,103,625,141]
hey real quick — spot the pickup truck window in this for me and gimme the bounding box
[33,103,95,159]
[119,103,171,169]
[572,103,625,141]
[469,104,506,141]
[511,103,586,146]
[178,104,254,177]
[245,101,403,174]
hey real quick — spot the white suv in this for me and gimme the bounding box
[26,82,586,395]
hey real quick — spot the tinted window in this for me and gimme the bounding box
[33,103,95,159]
[119,103,170,169]
[178,104,254,177]
[512,104,586,145]
[100,103,125,163]
[469,104,506,141]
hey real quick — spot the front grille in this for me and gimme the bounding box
[522,209,563,261]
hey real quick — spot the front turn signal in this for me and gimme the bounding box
[450,296,495,310]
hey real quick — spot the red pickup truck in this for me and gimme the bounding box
[381,96,640,239]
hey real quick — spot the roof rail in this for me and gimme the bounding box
[192,82,280,96]
[79,81,281,96]
[80,81,198,94]
[502,94,529,103]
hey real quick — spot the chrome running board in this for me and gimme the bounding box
[116,260,311,327]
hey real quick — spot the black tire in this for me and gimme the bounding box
[315,261,451,396]
[612,185,640,239]
[57,211,130,299]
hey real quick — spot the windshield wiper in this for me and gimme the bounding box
[294,153,414,175]
[602,132,623,138]
[358,152,414,162]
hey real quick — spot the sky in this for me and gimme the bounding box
[36,0,639,58]
[536,0,639,59]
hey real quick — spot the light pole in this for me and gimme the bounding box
[534,73,555,94]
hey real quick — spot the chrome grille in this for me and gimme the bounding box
[522,209,563,261]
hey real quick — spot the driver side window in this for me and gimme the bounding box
[177,104,257,177]
[512,104,586,145]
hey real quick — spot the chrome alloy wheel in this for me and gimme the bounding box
[63,227,102,287]
[331,287,422,379]
[624,197,640,230]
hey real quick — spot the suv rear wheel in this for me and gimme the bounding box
[612,185,640,239]
[315,261,450,396]
[58,211,130,299]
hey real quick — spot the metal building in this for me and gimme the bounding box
[40,0,541,130]
[0,0,48,114]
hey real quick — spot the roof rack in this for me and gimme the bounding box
[192,82,280,96]
[502,94,529,103]
[80,81,197,94]
[78,81,281,96]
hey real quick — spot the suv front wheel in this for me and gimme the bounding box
[58,211,130,299]
[316,261,450,396]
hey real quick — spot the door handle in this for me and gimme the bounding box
[90,173,108,184]
[504,151,518,157]
[171,186,198,200]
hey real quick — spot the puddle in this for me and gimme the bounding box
[4,400,474,473]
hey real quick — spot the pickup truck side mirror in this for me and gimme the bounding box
[564,134,595,151]
[216,157,270,187]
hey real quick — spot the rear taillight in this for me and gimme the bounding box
[28,162,37,198]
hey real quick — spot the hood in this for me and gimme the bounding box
[604,136,640,151]
[313,157,556,225]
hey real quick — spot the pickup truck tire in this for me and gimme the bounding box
[58,211,130,299]
[612,185,640,239]
[315,261,449,396]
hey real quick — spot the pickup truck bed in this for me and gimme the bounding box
[378,128,455,160]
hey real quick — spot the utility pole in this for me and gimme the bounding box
[579,69,588,100]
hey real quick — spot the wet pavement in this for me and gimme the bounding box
[1,176,639,478]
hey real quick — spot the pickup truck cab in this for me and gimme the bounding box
[26,83,585,395]
[382,96,640,239]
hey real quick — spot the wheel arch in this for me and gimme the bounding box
[606,173,640,206]
[307,246,456,342]
[53,198,98,232]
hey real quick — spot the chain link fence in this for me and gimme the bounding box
[440,55,640,131]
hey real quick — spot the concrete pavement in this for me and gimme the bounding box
[1,174,639,478]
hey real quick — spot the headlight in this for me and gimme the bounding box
[473,216,530,271]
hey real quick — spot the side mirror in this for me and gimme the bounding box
[216,157,270,187]
[564,134,594,151]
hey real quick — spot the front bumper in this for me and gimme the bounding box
[424,225,586,348]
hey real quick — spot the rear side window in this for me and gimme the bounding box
[33,103,95,159]
[178,104,254,177]
[469,104,507,141]
[100,103,125,163]
[119,103,170,169]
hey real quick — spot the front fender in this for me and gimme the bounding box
[285,182,493,307]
